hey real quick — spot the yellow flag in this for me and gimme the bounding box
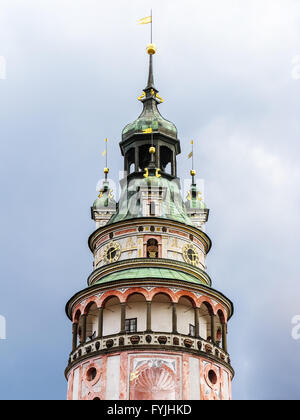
[188,151,193,159]
[191,140,194,145]
[142,127,153,134]
[138,16,152,25]
[102,150,107,156]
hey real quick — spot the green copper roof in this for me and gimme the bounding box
[108,175,194,226]
[122,100,178,141]
[94,267,205,286]
[185,184,207,210]
[93,181,116,210]
[121,54,178,142]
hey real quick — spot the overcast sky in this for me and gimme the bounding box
[0,0,300,400]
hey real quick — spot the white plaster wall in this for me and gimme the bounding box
[94,228,207,269]
[151,303,172,332]
[177,303,194,335]
[189,358,200,400]
[126,302,146,331]
[103,304,121,336]
[106,355,120,400]
[72,367,79,400]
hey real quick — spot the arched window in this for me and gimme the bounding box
[177,297,195,336]
[151,293,172,332]
[103,296,121,336]
[199,302,213,341]
[126,293,147,332]
[147,239,159,258]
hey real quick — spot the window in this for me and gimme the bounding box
[189,324,195,337]
[147,239,159,258]
[125,318,137,333]
[150,201,156,216]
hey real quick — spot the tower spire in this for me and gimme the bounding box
[145,44,157,91]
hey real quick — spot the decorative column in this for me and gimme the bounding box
[146,301,152,332]
[222,323,228,353]
[172,151,176,177]
[80,314,87,345]
[135,147,139,172]
[155,144,160,169]
[211,314,216,345]
[172,302,178,334]
[97,307,103,339]
[120,303,126,334]
[72,323,78,352]
[194,307,200,338]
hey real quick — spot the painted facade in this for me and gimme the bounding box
[65,43,234,400]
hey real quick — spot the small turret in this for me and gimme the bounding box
[91,145,116,227]
[185,169,209,231]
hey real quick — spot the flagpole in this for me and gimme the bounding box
[106,140,108,169]
[151,9,152,43]
[104,138,108,180]
[192,141,194,172]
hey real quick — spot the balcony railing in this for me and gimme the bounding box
[67,331,231,371]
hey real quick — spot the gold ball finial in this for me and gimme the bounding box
[190,169,196,177]
[149,146,156,154]
[104,167,109,174]
[147,43,156,55]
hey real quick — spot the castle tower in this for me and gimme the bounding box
[65,44,234,401]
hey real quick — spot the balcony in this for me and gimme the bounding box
[67,331,232,374]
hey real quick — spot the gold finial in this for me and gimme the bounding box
[146,43,156,55]
[190,169,196,177]
[104,167,109,174]
[149,146,156,154]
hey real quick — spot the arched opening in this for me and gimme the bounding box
[78,315,85,344]
[72,310,81,349]
[199,302,213,341]
[125,148,135,174]
[139,144,151,170]
[86,303,98,341]
[160,146,173,174]
[216,309,226,349]
[126,293,147,333]
[151,293,172,332]
[103,296,121,336]
[147,238,159,258]
[177,297,195,336]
